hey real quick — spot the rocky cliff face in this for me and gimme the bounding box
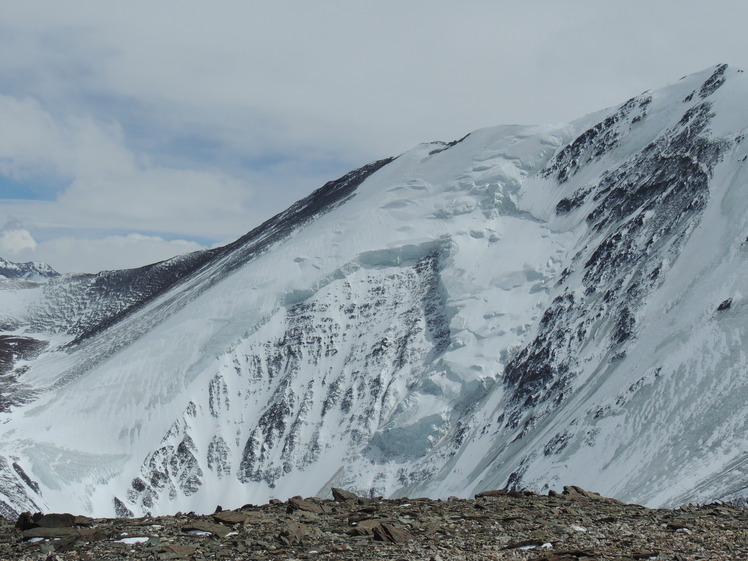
[0,65,747,517]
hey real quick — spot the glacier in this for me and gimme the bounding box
[0,64,747,517]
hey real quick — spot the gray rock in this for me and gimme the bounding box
[332,487,358,502]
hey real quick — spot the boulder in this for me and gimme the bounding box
[372,522,413,543]
[287,496,325,514]
[331,487,358,502]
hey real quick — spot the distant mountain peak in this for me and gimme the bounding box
[0,257,59,281]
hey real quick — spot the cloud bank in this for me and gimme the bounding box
[1,1,747,272]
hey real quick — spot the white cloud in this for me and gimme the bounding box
[3,0,745,156]
[0,96,67,181]
[5,232,206,274]
[56,117,251,229]
[0,228,37,254]
[0,93,255,237]
[0,94,263,272]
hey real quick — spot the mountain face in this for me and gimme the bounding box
[0,258,59,282]
[1,64,747,518]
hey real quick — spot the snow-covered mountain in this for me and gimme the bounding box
[1,64,747,518]
[0,258,59,282]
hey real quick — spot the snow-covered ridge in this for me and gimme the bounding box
[0,258,58,282]
[0,64,747,517]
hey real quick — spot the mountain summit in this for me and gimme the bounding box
[0,258,59,282]
[1,64,746,517]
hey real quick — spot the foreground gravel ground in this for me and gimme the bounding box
[2,486,746,560]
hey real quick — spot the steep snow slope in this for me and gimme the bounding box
[406,64,748,507]
[1,64,747,516]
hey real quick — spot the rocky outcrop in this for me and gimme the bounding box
[3,487,746,560]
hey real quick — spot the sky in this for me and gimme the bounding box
[1,0,747,273]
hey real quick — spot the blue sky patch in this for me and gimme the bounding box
[0,175,61,201]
